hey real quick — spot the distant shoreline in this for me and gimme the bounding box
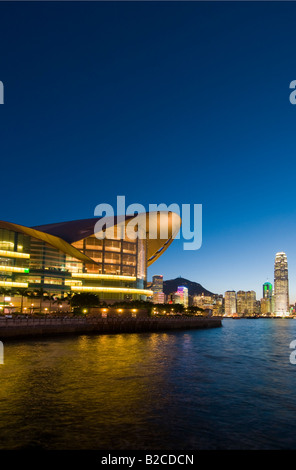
[223,316,295,319]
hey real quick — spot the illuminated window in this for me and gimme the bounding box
[105,240,121,252]
[85,250,103,262]
[122,242,136,254]
[44,277,63,285]
[72,240,84,250]
[122,254,136,266]
[104,252,121,264]
[122,266,136,276]
[85,263,103,274]
[104,264,121,275]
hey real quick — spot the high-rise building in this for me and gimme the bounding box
[236,290,256,316]
[152,292,165,304]
[236,290,247,315]
[172,293,181,304]
[254,300,261,315]
[246,290,256,315]
[274,252,289,316]
[151,275,165,304]
[261,281,273,314]
[263,282,272,300]
[193,294,213,308]
[224,291,236,316]
[176,286,188,307]
[151,275,164,293]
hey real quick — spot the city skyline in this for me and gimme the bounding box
[150,249,294,303]
[150,251,294,316]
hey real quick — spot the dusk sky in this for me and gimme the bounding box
[1,2,296,300]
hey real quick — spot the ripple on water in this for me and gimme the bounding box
[0,320,296,449]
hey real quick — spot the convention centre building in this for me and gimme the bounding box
[0,212,181,312]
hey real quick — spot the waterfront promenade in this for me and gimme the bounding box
[0,315,222,339]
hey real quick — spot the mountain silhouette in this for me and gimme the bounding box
[163,277,215,297]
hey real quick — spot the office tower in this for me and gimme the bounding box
[261,298,271,316]
[236,291,247,315]
[254,300,261,315]
[246,290,256,315]
[172,293,181,304]
[152,275,164,292]
[263,282,272,300]
[176,286,188,307]
[193,294,214,308]
[274,252,289,316]
[152,275,165,304]
[153,292,165,304]
[224,291,236,316]
[236,290,256,316]
[262,282,273,314]
[212,295,223,316]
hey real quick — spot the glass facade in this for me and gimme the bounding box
[0,229,30,292]
[72,234,145,279]
[274,252,289,316]
[262,282,273,314]
[71,233,147,300]
[224,291,236,316]
[0,226,151,310]
[0,210,182,311]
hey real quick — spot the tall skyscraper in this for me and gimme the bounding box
[274,252,289,316]
[224,291,236,316]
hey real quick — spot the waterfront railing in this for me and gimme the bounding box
[0,315,218,327]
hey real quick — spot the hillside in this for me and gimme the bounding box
[163,277,215,297]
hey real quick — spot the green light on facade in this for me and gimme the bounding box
[24,268,29,273]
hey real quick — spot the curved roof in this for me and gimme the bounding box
[33,216,134,244]
[33,211,181,266]
[0,220,94,264]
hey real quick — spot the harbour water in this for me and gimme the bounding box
[0,319,296,450]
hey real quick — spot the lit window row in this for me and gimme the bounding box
[0,281,28,288]
[71,286,153,296]
[71,273,137,281]
[0,250,30,259]
[0,266,29,273]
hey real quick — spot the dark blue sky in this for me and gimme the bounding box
[1,2,296,300]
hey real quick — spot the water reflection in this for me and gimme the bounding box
[0,320,296,449]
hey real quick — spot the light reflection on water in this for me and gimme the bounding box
[0,319,296,449]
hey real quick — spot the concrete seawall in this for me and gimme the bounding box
[0,316,222,340]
